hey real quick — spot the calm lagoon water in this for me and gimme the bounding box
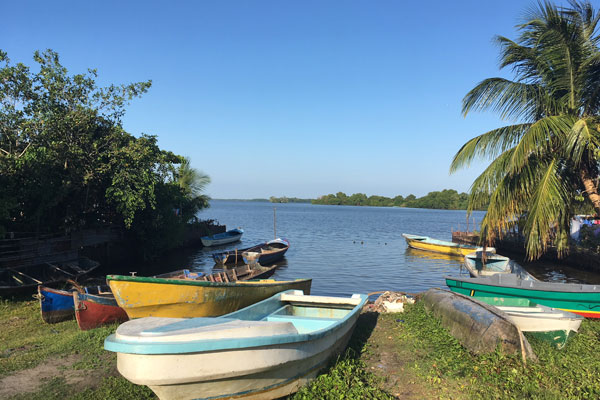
[138,200,600,297]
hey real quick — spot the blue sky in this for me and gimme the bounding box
[2,0,560,199]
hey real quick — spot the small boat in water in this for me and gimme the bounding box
[0,257,99,297]
[201,228,244,247]
[402,233,495,257]
[74,290,129,331]
[463,251,536,280]
[104,290,368,400]
[107,268,312,319]
[212,238,290,266]
[446,274,600,318]
[474,296,583,349]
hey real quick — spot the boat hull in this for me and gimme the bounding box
[118,322,355,400]
[74,292,129,330]
[469,296,583,349]
[105,291,367,400]
[446,274,600,318]
[108,277,313,318]
[421,288,535,360]
[402,234,493,257]
[0,258,99,296]
[463,252,536,281]
[201,229,244,247]
[38,286,75,323]
[213,238,290,266]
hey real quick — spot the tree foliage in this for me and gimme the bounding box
[0,50,210,253]
[311,189,474,210]
[451,1,600,259]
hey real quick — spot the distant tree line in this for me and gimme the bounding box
[311,190,485,210]
[269,196,312,204]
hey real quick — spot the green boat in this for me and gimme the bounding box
[474,296,583,349]
[445,274,600,318]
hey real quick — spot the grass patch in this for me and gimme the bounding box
[394,301,600,399]
[3,297,600,399]
[0,299,115,375]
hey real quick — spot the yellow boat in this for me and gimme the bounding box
[402,233,494,257]
[107,271,312,319]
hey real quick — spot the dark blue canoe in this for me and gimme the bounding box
[212,238,290,266]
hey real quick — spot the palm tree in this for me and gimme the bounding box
[177,158,211,198]
[450,0,600,259]
[176,157,211,212]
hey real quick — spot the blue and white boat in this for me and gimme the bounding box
[463,251,537,281]
[200,228,244,247]
[104,290,368,400]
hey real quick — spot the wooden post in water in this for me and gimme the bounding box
[273,207,277,239]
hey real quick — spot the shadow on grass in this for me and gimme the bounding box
[347,311,380,357]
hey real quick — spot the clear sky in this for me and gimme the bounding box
[2,0,563,199]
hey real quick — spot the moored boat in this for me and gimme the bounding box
[474,296,583,349]
[74,290,129,330]
[0,257,100,297]
[107,270,312,319]
[402,233,495,257]
[212,238,290,266]
[446,274,600,318]
[201,228,244,247]
[104,290,368,400]
[463,251,536,280]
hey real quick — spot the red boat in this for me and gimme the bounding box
[73,290,129,330]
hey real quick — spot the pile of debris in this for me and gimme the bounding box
[366,291,416,313]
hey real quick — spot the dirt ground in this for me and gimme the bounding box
[359,311,434,399]
[0,354,119,398]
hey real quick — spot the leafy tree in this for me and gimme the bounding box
[0,50,210,253]
[450,1,600,259]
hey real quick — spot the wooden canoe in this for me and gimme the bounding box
[421,288,535,361]
[212,238,290,266]
[402,233,495,256]
[107,272,313,319]
[104,290,367,400]
[1,257,99,297]
[74,291,129,331]
[39,282,117,326]
[446,274,600,318]
[38,285,76,323]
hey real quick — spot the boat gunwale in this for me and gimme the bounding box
[106,275,312,288]
[104,292,368,355]
[445,275,600,294]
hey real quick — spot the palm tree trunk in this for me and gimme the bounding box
[580,168,600,216]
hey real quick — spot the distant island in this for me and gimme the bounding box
[311,190,481,210]
[269,197,312,203]
[216,190,486,210]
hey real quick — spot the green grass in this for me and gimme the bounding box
[0,298,155,399]
[395,301,600,399]
[3,297,600,399]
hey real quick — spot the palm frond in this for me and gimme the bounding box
[449,124,529,172]
[522,158,570,259]
[462,78,545,120]
[507,115,574,172]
